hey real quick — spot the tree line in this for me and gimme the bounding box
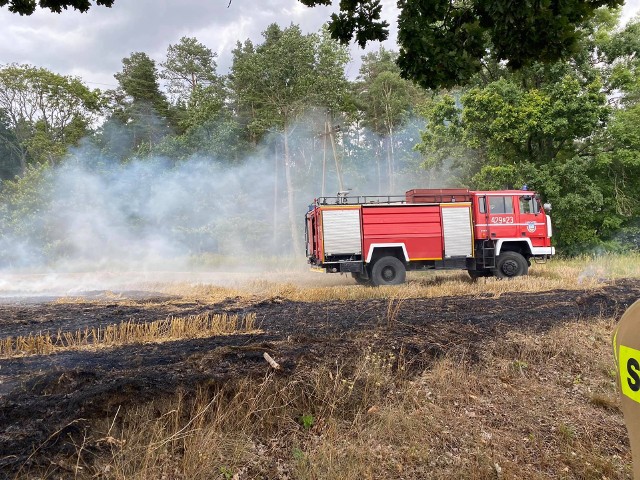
[0,12,638,257]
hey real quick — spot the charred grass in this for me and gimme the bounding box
[52,317,630,480]
[2,255,639,479]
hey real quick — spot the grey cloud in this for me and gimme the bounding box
[0,0,342,86]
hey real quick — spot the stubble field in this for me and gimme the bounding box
[0,255,639,479]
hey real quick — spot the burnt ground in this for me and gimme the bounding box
[0,280,639,476]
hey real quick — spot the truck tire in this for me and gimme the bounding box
[370,256,406,286]
[493,251,529,279]
[351,272,371,286]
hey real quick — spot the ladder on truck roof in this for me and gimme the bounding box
[316,189,474,206]
[316,195,407,206]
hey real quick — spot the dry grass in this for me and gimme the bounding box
[149,253,640,305]
[71,316,632,480]
[0,312,257,358]
[11,254,638,478]
[41,253,640,307]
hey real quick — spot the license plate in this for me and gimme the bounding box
[310,266,325,273]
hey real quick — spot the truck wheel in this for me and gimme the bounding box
[351,272,371,286]
[370,256,406,286]
[493,251,529,279]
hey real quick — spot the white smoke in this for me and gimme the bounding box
[0,155,281,270]
[0,113,440,291]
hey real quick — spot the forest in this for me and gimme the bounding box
[0,8,638,268]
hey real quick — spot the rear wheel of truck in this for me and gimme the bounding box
[370,256,406,286]
[493,251,529,279]
[351,272,371,286]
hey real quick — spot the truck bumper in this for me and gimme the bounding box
[531,246,555,256]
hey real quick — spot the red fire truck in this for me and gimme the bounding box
[305,189,555,286]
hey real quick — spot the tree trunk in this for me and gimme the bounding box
[321,120,327,197]
[18,149,27,175]
[283,125,303,256]
[376,141,382,195]
[273,140,279,252]
[389,125,395,192]
[386,136,393,193]
[329,125,344,192]
[382,85,395,193]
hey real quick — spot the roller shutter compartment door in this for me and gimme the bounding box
[442,205,473,257]
[322,209,362,256]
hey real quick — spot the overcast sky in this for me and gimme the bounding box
[0,0,638,89]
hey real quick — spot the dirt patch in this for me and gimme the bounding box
[0,279,638,475]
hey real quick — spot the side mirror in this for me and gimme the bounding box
[543,203,552,212]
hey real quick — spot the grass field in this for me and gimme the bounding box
[94,317,627,480]
[1,254,638,479]
[154,252,640,302]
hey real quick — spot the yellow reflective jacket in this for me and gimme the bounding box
[613,300,640,479]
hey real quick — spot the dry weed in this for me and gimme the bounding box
[80,317,632,479]
[47,254,640,307]
[87,346,405,479]
[0,312,257,358]
[151,254,640,305]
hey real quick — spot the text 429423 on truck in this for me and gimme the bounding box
[305,189,555,286]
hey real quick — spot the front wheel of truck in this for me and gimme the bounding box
[493,251,529,279]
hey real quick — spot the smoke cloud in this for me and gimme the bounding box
[0,154,280,270]
[0,114,442,294]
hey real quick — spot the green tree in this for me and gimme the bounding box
[161,37,222,104]
[597,14,640,105]
[114,52,169,114]
[230,24,350,255]
[355,48,421,192]
[416,14,640,251]
[154,37,241,160]
[300,0,388,48]
[0,64,101,169]
[228,39,260,147]
[417,77,611,248]
[0,162,54,266]
[154,102,244,161]
[104,52,172,159]
[592,104,640,246]
[0,109,22,180]
[301,0,624,89]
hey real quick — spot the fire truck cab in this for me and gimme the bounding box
[305,189,555,286]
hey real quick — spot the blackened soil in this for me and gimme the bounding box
[0,280,639,475]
